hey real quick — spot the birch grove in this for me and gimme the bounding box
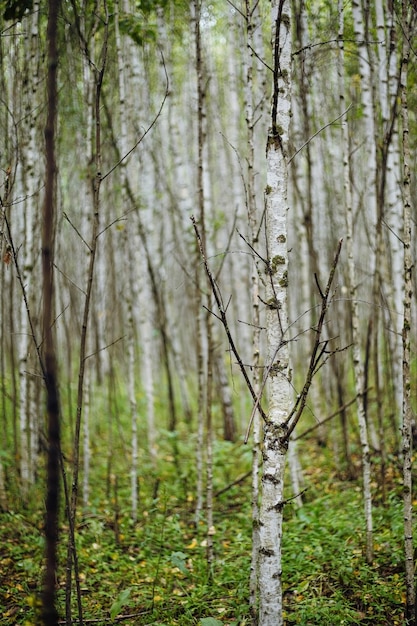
[0,1,416,624]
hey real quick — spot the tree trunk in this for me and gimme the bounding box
[18,2,42,497]
[258,2,292,624]
[338,0,373,565]
[244,0,265,611]
[65,10,109,622]
[41,0,61,621]
[400,5,415,623]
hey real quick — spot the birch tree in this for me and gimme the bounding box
[114,0,140,520]
[258,2,292,623]
[400,3,416,623]
[338,0,373,566]
[243,0,265,609]
[15,2,43,496]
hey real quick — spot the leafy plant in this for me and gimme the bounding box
[109,587,133,621]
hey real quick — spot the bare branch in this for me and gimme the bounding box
[63,212,92,251]
[292,38,384,57]
[284,238,344,440]
[191,215,268,423]
[53,263,87,295]
[1,209,46,381]
[314,272,324,299]
[102,49,169,181]
[84,335,126,362]
[288,105,353,164]
[97,214,128,239]
[237,229,268,265]
[215,470,252,497]
[293,389,371,441]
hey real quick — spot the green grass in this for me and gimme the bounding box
[0,422,410,625]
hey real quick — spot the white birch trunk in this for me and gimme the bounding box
[126,23,157,463]
[380,0,403,420]
[400,6,415,621]
[19,4,41,493]
[140,282,157,464]
[244,0,266,609]
[258,3,292,624]
[351,0,377,237]
[114,0,144,513]
[338,0,373,565]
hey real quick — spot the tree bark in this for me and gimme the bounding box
[338,0,374,565]
[258,2,292,624]
[400,5,415,623]
[41,0,61,622]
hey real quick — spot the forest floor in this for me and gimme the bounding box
[0,433,409,625]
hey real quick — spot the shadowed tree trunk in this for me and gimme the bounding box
[41,0,61,622]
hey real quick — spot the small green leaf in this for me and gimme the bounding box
[200,618,224,626]
[110,587,132,621]
[170,551,189,575]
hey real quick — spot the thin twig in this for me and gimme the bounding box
[284,239,344,440]
[293,389,371,441]
[53,262,87,295]
[83,335,126,362]
[1,209,46,381]
[237,229,268,265]
[58,608,152,624]
[292,38,384,57]
[63,211,92,251]
[97,215,128,239]
[191,216,267,423]
[215,470,252,497]
[102,49,169,181]
[243,343,276,443]
[273,488,309,511]
[288,105,353,164]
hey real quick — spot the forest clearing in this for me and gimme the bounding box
[0,0,416,624]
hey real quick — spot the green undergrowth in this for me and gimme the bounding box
[0,434,410,625]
